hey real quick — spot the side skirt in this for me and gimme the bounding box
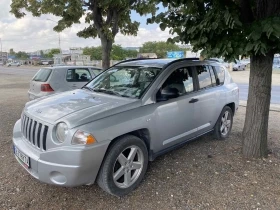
[149,129,214,161]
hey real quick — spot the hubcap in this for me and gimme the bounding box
[113,146,144,189]
[220,111,231,136]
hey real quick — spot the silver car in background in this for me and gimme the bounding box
[28,66,102,100]
[13,58,239,196]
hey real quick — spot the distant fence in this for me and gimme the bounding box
[65,60,121,68]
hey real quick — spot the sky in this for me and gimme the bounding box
[0,0,172,53]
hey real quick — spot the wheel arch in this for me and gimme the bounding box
[106,128,151,152]
[226,102,235,116]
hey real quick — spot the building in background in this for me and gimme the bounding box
[0,52,8,64]
[53,47,90,65]
[137,53,157,58]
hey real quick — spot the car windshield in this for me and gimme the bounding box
[86,66,161,98]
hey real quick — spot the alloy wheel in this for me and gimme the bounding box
[113,146,144,189]
[220,111,231,136]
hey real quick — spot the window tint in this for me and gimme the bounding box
[214,65,225,84]
[162,67,194,95]
[66,68,92,82]
[87,66,161,98]
[91,68,102,76]
[196,66,213,89]
[32,68,52,82]
[208,66,217,86]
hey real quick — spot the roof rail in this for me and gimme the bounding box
[110,57,201,69]
[111,58,158,67]
[162,57,200,69]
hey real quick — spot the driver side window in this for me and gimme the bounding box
[161,67,194,95]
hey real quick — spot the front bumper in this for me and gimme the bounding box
[12,119,109,187]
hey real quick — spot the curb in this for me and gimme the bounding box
[239,100,280,112]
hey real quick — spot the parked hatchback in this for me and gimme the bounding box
[28,66,102,100]
[7,62,21,67]
[13,58,239,196]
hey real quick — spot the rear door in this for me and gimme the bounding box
[29,68,52,95]
[66,68,92,90]
[192,65,221,135]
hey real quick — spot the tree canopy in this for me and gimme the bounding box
[139,41,182,58]
[149,0,280,61]
[15,51,29,60]
[45,49,60,58]
[83,45,137,60]
[10,0,156,69]
[151,0,280,158]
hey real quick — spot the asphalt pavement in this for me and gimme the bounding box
[237,83,280,104]
[0,65,39,76]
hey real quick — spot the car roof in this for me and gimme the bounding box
[42,66,102,70]
[115,58,218,68]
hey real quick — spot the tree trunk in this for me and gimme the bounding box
[242,52,274,158]
[101,37,113,69]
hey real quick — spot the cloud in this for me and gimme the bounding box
[0,0,173,52]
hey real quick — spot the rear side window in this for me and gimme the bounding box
[214,65,225,85]
[208,66,217,86]
[195,66,213,89]
[66,68,92,82]
[32,68,52,82]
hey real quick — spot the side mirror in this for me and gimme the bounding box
[157,87,179,102]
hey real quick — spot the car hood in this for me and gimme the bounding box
[24,89,140,127]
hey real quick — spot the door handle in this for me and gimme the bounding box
[189,98,199,103]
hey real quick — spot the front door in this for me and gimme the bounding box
[153,66,197,152]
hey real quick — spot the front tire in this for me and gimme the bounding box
[214,106,233,140]
[97,135,148,197]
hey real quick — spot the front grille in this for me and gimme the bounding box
[21,114,48,151]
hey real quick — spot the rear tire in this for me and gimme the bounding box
[97,135,148,197]
[214,106,233,140]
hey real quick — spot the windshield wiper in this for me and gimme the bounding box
[82,86,94,91]
[93,88,133,98]
[93,88,123,96]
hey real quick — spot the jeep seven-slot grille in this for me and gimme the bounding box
[21,114,48,151]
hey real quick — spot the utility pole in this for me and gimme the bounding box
[0,38,2,64]
[47,18,62,64]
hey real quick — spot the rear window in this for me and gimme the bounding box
[32,68,52,82]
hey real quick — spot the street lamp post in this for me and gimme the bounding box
[0,38,2,64]
[47,18,62,64]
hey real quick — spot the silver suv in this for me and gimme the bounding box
[28,66,102,100]
[13,58,239,196]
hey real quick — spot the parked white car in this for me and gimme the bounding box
[208,58,229,68]
[233,61,246,71]
[28,66,102,100]
[7,62,21,67]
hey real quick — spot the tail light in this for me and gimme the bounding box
[41,84,54,92]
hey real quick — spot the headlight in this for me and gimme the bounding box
[72,130,96,145]
[56,122,68,143]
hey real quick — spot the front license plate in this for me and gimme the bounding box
[14,146,30,168]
